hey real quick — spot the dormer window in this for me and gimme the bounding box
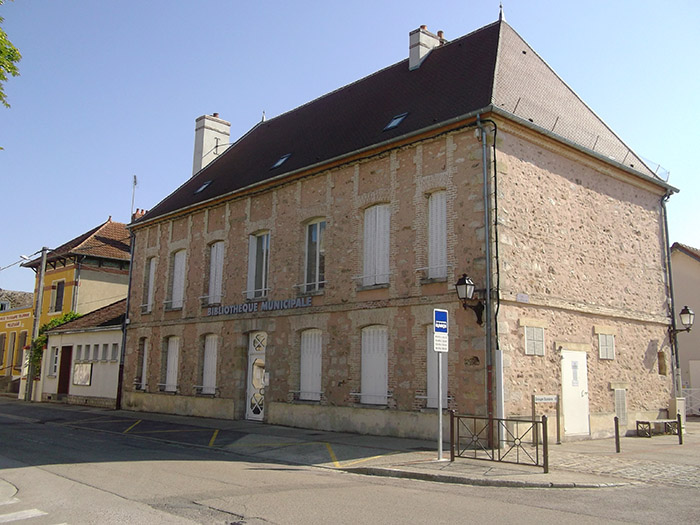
[384,112,408,131]
[271,153,291,169]
[194,180,212,194]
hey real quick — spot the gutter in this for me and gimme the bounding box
[660,192,681,395]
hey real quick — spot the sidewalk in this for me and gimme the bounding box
[2,397,699,490]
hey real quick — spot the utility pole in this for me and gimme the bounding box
[25,247,48,402]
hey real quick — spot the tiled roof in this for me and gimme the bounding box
[47,299,126,333]
[671,242,700,263]
[23,218,131,269]
[139,19,664,224]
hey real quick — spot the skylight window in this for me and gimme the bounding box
[194,180,212,194]
[384,112,408,131]
[271,153,291,169]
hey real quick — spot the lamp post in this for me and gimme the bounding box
[24,247,48,402]
[669,305,694,397]
[455,274,485,325]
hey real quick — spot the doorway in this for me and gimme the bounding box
[246,332,267,421]
[561,349,590,436]
[57,345,73,397]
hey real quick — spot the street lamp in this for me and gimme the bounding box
[455,274,484,325]
[670,305,695,341]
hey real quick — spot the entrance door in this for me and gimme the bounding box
[561,350,590,436]
[246,332,267,421]
[57,346,73,396]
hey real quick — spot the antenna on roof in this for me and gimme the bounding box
[130,175,138,220]
[261,110,266,122]
[499,2,506,21]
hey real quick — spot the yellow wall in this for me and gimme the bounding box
[0,305,34,378]
[37,265,76,327]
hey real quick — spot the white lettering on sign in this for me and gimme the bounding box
[435,320,448,330]
[0,312,31,323]
[5,321,22,328]
[208,296,312,317]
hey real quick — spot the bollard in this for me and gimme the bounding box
[677,413,683,445]
[542,415,549,474]
[614,416,621,453]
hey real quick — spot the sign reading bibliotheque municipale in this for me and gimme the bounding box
[207,296,312,317]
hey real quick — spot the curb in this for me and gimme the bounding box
[343,466,631,489]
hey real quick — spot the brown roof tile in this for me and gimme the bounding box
[47,299,126,333]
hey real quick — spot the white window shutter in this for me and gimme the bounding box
[140,339,149,390]
[146,258,156,312]
[247,235,257,299]
[202,334,218,394]
[171,251,186,308]
[300,329,322,401]
[426,325,448,408]
[363,207,377,286]
[361,325,388,405]
[375,205,390,284]
[428,191,447,279]
[209,242,224,304]
[599,334,615,360]
[615,388,627,425]
[165,337,179,391]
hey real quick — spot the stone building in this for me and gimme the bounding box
[123,18,678,440]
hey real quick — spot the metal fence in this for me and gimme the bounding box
[682,388,700,415]
[449,411,548,473]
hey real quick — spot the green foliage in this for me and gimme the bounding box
[28,311,81,378]
[0,0,21,108]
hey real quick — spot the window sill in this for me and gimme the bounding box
[419,277,448,285]
[356,283,389,292]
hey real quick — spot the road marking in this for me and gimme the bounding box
[123,420,142,433]
[324,443,341,468]
[0,499,18,507]
[209,429,219,447]
[129,428,214,434]
[0,509,48,522]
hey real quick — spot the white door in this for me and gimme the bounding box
[561,350,590,436]
[246,331,267,420]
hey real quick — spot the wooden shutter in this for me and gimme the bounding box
[145,258,156,312]
[363,205,390,286]
[615,388,627,425]
[599,334,614,360]
[375,205,390,284]
[361,325,388,405]
[525,326,544,356]
[300,329,322,401]
[208,242,224,304]
[428,191,447,279]
[426,325,448,408]
[165,337,179,391]
[171,251,186,308]
[202,334,218,394]
[140,339,149,390]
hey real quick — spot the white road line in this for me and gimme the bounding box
[0,500,19,507]
[0,509,48,522]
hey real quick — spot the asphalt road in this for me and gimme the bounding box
[1,400,699,524]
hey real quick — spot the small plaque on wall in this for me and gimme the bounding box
[73,363,92,386]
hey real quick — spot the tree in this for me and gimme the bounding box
[28,311,81,379]
[0,0,21,108]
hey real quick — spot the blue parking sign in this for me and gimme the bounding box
[433,309,448,352]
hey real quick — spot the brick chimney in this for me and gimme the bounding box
[409,26,445,70]
[192,113,231,175]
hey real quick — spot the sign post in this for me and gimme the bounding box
[434,309,449,460]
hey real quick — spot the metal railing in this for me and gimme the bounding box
[450,411,548,473]
[681,388,700,415]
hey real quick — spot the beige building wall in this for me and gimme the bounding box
[670,249,700,388]
[76,267,129,315]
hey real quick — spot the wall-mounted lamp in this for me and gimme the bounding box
[670,305,695,342]
[455,273,484,325]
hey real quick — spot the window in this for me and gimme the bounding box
[201,334,218,395]
[300,329,322,401]
[49,347,59,376]
[0,333,6,365]
[428,191,447,279]
[167,250,186,309]
[101,343,109,361]
[163,336,179,392]
[599,334,615,360]
[92,344,100,361]
[271,153,291,169]
[50,280,65,313]
[426,325,448,408]
[208,241,224,304]
[361,325,388,405]
[524,326,545,356]
[247,232,270,299]
[17,331,27,367]
[8,332,16,368]
[84,344,90,361]
[194,180,212,194]
[76,345,82,362]
[135,338,148,390]
[384,112,407,131]
[0,301,9,311]
[111,343,119,361]
[304,220,326,293]
[362,204,390,286]
[143,257,156,313]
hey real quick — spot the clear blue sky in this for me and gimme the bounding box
[1,0,699,292]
